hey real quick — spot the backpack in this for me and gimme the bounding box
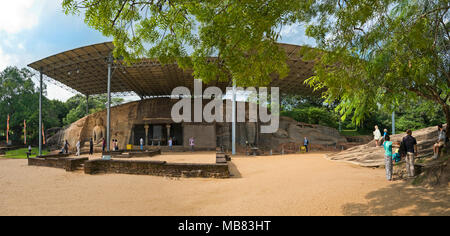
[393,153,401,163]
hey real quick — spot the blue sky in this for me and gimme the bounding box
[0,0,315,102]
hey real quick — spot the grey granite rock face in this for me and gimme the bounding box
[327,125,447,167]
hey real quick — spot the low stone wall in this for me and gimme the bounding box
[113,149,161,158]
[84,159,230,178]
[28,157,88,172]
[36,153,70,158]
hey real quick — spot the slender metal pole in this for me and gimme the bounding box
[392,111,395,135]
[39,70,43,156]
[106,55,112,152]
[232,80,236,155]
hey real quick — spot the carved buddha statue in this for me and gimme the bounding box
[92,117,106,144]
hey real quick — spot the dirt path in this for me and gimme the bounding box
[0,153,448,216]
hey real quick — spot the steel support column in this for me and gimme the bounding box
[232,80,236,155]
[39,70,43,156]
[106,55,112,152]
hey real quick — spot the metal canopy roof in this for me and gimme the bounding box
[27,42,317,97]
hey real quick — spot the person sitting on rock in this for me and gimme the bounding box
[433,124,446,159]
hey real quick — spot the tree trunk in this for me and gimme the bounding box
[443,103,450,138]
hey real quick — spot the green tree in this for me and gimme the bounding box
[63,94,124,125]
[0,67,64,144]
[300,0,449,136]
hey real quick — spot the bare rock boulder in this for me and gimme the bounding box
[326,125,446,167]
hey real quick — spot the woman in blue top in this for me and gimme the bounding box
[383,135,393,181]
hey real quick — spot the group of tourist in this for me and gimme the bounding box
[60,137,105,156]
[378,124,447,181]
[138,136,185,151]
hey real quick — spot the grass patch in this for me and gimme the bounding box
[2,147,49,159]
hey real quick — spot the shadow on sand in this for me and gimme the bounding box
[342,181,450,216]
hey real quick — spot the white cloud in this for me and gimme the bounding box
[0,0,40,34]
[0,1,77,101]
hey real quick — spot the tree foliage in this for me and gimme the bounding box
[0,67,124,145]
[63,94,124,125]
[300,0,449,134]
[0,67,67,144]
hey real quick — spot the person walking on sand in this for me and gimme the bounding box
[402,129,417,178]
[189,137,195,152]
[89,138,94,155]
[76,140,81,156]
[168,137,173,151]
[383,135,393,181]
[304,137,309,153]
[433,124,446,159]
[373,125,382,147]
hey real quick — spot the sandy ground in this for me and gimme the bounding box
[0,152,448,216]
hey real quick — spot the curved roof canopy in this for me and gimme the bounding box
[28,42,316,97]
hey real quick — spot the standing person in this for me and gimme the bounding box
[102,139,106,152]
[373,125,382,147]
[140,137,144,150]
[189,137,195,152]
[115,139,119,151]
[433,124,446,159]
[76,140,81,156]
[303,137,309,153]
[89,138,94,155]
[168,137,173,151]
[382,128,389,144]
[383,135,393,181]
[64,140,70,154]
[402,129,418,178]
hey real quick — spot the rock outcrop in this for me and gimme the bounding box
[256,116,348,154]
[326,125,446,167]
